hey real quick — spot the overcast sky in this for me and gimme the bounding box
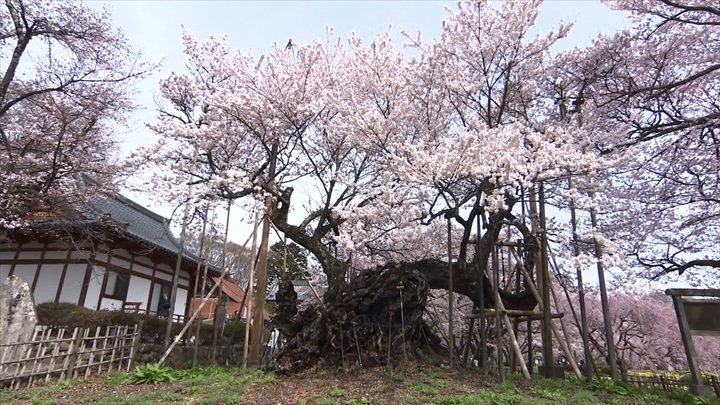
[93,0,629,157]
[89,1,638,282]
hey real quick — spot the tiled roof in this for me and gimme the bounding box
[86,194,209,267]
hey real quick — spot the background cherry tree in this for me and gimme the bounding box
[0,0,149,229]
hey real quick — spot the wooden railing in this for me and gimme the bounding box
[0,323,141,389]
[121,303,185,323]
[625,373,720,398]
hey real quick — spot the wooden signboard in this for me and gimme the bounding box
[683,299,720,336]
[666,289,720,397]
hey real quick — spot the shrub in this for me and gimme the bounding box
[35,303,268,345]
[129,363,176,384]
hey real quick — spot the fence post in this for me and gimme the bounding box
[128,321,143,371]
[66,328,84,379]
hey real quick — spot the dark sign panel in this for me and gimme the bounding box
[684,300,720,336]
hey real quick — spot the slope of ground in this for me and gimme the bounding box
[1,361,717,405]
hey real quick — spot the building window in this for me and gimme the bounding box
[104,270,130,300]
[151,283,172,316]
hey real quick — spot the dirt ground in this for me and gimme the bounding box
[243,363,495,405]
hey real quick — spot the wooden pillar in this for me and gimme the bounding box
[447,213,455,366]
[477,214,487,371]
[538,184,554,377]
[250,141,278,364]
[590,206,619,380]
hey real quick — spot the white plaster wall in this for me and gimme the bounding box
[44,250,69,260]
[155,271,172,282]
[134,264,153,277]
[33,264,63,303]
[83,265,105,310]
[99,297,123,311]
[13,264,37,287]
[126,276,151,310]
[70,251,91,260]
[174,287,188,317]
[180,270,190,279]
[112,249,133,260]
[96,253,108,262]
[1,264,10,281]
[110,257,131,269]
[23,242,43,249]
[157,263,172,273]
[0,251,18,260]
[59,264,86,305]
[135,256,154,267]
[18,251,42,260]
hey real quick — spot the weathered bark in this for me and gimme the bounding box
[273,259,538,372]
[274,264,440,373]
[271,187,539,372]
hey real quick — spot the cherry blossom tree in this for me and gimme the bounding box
[550,0,720,283]
[140,0,616,370]
[557,288,720,373]
[0,0,149,229]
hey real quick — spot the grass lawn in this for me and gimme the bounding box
[1,362,718,405]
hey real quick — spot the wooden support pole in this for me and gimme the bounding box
[538,184,554,376]
[243,212,259,369]
[590,205,619,380]
[488,248,531,380]
[476,214,487,371]
[492,246,503,381]
[511,250,583,379]
[447,214,455,366]
[157,220,262,366]
[250,140,278,364]
[164,198,191,350]
[192,207,210,367]
[212,201,233,363]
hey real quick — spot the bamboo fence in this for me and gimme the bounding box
[0,322,142,389]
